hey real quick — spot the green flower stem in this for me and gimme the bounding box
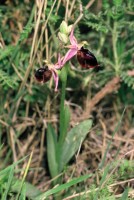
[56,67,68,174]
[59,67,67,146]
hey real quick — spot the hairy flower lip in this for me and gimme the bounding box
[34,67,52,83]
[34,64,59,92]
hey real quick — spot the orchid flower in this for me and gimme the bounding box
[58,29,100,70]
[61,29,83,67]
[35,56,62,92]
[62,29,79,64]
[35,29,83,91]
[51,53,65,91]
[51,29,82,90]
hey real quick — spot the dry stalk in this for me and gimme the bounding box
[72,76,121,123]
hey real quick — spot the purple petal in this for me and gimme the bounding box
[55,54,64,69]
[62,49,77,65]
[70,29,78,46]
[52,69,59,91]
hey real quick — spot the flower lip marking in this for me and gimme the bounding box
[35,66,52,83]
[77,47,100,69]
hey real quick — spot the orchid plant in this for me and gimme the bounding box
[40,21,93,187]
[35,21,84,91]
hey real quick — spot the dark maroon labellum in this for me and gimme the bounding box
[35,66,52,83]
[77,47,100,69]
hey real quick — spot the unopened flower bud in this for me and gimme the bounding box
[67,25,73,34]
[58,32,68,44]
[59,21,68,34]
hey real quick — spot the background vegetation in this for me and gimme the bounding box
[0,0,134,199]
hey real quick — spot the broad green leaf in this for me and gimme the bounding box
[59,119,92,172]
[0,155,41,199]
[63,105,70,139]
[18,183,26,200]
[47,124,58,178]
[34,174,92,200]
[121,188,129,200]
[11,179,41,199]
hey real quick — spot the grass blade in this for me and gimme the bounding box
[99,107,126,169]
[121,188,129,200]
[18,183,26,200]
[16,152,33,200]
[34,174,92,200]
[11,180,41,199]
[2,166,14,200]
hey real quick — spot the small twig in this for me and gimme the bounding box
[30,0,44,62]
[126,11,134,15]
[128,70,134,76]
[33,124,46,184]
[55,0,62,15]
[87,76,120,112]
[63,149,134,200]
[99,119,107,159]
[73,2,83,28]
[85,0,96,9]
[9,127,18,168]
[0,119,9,127]
[65,0,69,22]
[63,178,134,200]
[106,133,134,143]
[45,28,49,60]
[110,178,134,187]
[68,0,76,18]
[101,149,134,189]
[72,76,121,123]
[70,0,95,27]
[125,149,134,156]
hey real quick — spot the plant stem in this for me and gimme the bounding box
[56,67,68,175]
[59,68,67,145]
